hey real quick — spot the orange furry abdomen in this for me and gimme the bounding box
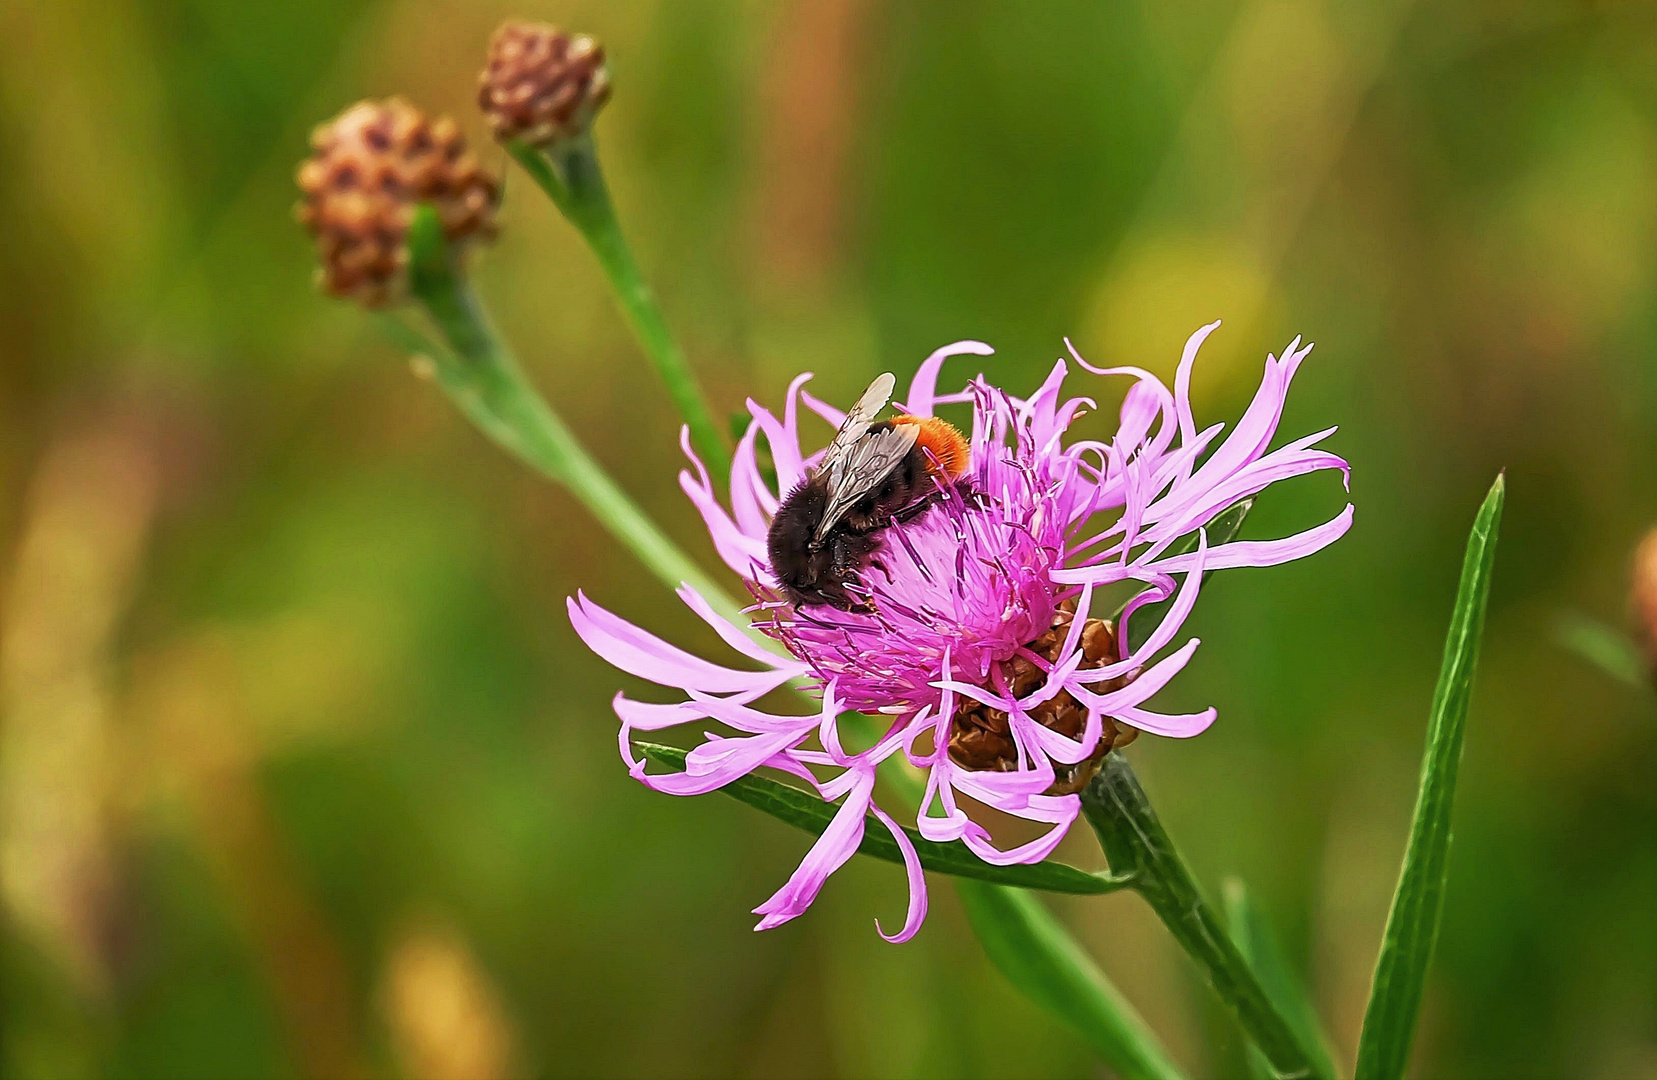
[893,415,970,480]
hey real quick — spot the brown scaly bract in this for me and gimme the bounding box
[478,21,612,147]
[948,596,1138,795]
[295,98,498,308]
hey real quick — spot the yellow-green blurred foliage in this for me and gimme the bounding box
[2,1,1655,1077]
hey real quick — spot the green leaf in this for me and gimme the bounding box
[1224,879,1338,1080]
[1554,611,1650,693]
[635,743,1133,895]
[1199,495,1256,550]
[1355,473,1505,1080]
[957,880,1187,1080]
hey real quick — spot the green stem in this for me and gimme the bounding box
[508,136,732,478]
[398,247,748,629]
[1082,755,1328,1080]
[391,209,1178,1078]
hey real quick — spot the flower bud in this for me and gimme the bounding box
[295,98,499,308]
[478,21,611,147]
[1633,527,1657,670]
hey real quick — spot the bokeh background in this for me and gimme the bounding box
[3,0,1656,1077]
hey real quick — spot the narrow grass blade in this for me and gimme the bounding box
[1224,879,1338,1080]
[1554,611,1650,693]
[956,880,1186,1080]
[635,742,1133,895]
[1355,474,1505,1080]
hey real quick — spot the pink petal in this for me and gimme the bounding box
[1088,530,1208,680]
[685,690,827,735]
[747,396,806,494]
[901,341,995,418]
[727,420,777,538]
[1116,704,1217,738]
[958,793,1079,866]
[1070,637,1204,714]
[1149,504,1354,574]
[798,389,845,430]
[677,426,770,578]
[1011,699,1101,765]
[1174,320,1222,458]
[676,585,793,668]
[613,687,767,731]
[1168,336,1314,511]
[643,726,811,796]
[752,769,876,931]
[870,804,928,943]
[569,593,798,694]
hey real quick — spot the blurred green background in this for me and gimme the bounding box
[3,0,1655,1077]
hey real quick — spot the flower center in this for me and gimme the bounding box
[946,597,1138,795]
[758,486,1063,715]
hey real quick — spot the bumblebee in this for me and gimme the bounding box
[766,373,970,611]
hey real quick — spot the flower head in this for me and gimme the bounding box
[571,323,1352,940]
[296,98,499,308]
[478,21,612,148]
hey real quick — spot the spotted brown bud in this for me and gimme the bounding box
[1633,528,1657,670]
[478,21,611,147]
[295,98,499,308]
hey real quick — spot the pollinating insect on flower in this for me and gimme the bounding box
[295,98,499,308]
[571,322,1353,940]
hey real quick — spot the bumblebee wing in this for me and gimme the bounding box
[820,372,896,475]
[813,423,920,544]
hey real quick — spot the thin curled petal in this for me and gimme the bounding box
[752,769,875,931]
[901,340,996,417]
[1070,637,1205,715]
[569,593,799,694]
[1115,704,1219,738]
[676,585,792,667]
[1150,504,1355,574]
[681,465,769,578]
[1174,320,1221,455]
[679,427,769,577]
[727,418,777,537]
[645,727,811,796]
[871,804,928,943]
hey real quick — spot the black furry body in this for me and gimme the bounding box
[766,421,938,612]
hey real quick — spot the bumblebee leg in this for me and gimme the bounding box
[892,496,938,525]
[834,535,880,613]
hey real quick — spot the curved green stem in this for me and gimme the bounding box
[1082,755,1329,1080]
[395,213,746,629]
[507,136,732,478]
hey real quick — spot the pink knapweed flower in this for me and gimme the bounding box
[570,322,1351,941]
